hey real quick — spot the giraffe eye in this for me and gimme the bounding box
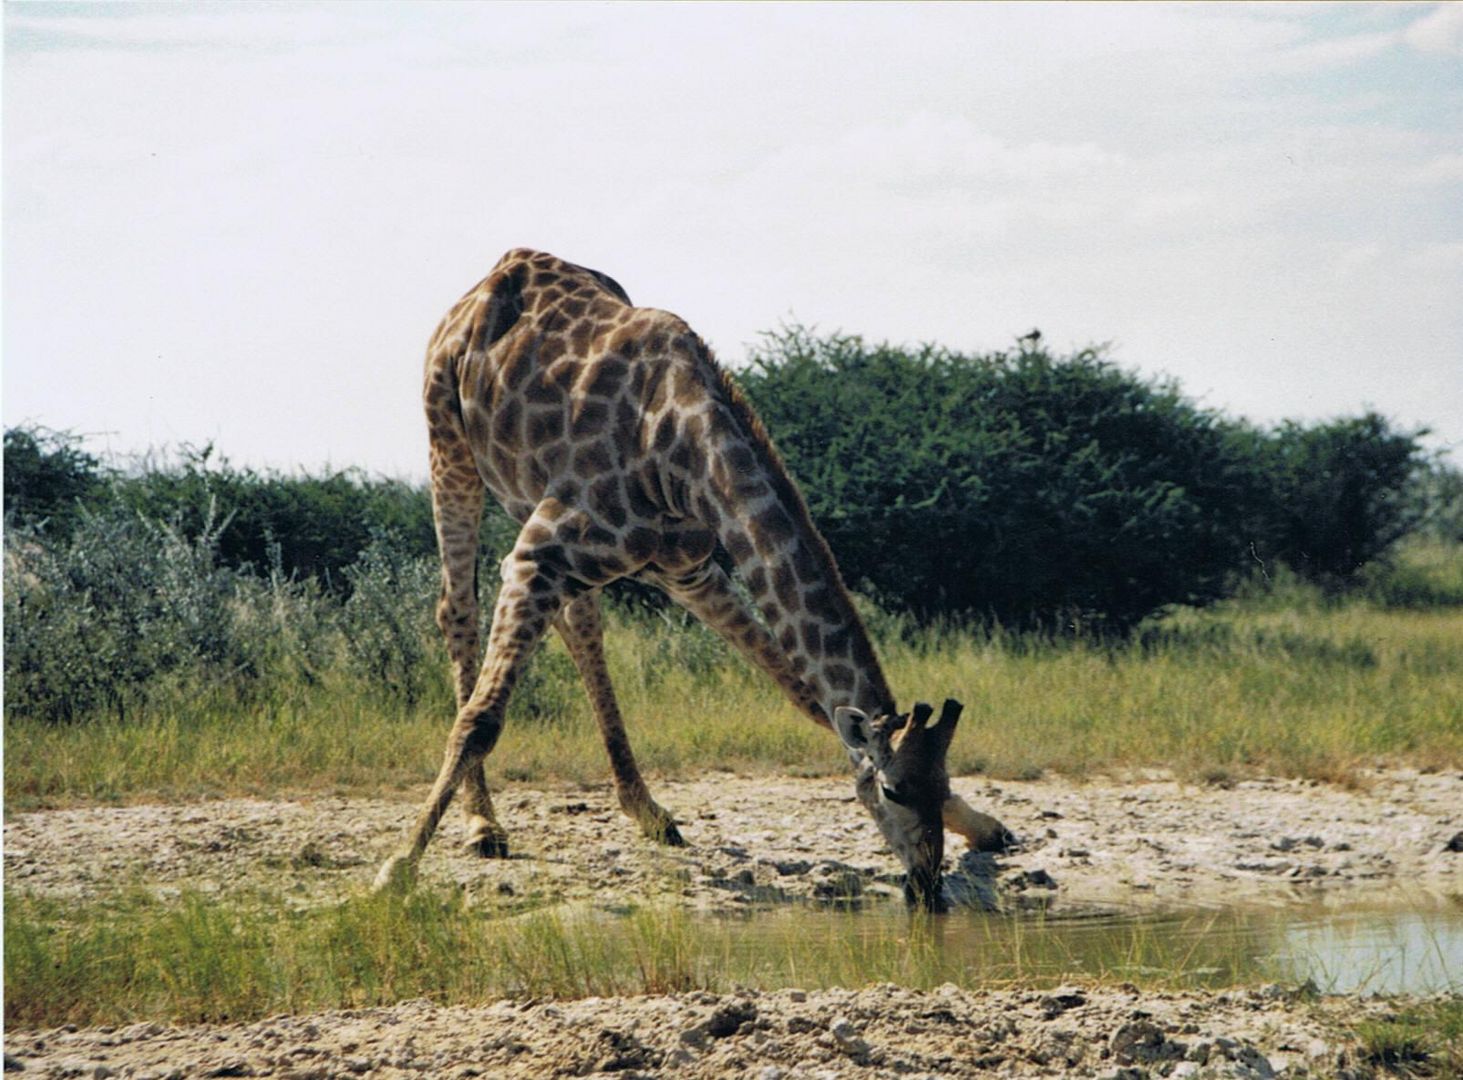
[881,784,913,807]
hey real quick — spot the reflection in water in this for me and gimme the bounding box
[1271,909,1462,994]
[709,894,1462,995]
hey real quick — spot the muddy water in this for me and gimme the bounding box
[1268,901,1463,993]
[709,892,1463,995]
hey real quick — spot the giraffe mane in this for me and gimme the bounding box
[702,344,896,715]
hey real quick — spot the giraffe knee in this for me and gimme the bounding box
[451,709,504,759]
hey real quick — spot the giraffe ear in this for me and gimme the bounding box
[929,698,963,756]
[833,706,874,765]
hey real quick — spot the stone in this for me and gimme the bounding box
[1040,987,1087,1019]
[1110,1020,1182,1065]
[703,1001,757,1039]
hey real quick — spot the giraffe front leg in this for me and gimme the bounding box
[374,526,571,892]
[460,765,510,858]
[556,592,684,847]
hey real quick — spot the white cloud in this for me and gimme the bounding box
[1404,2,1463,55]
[4,2,1460,473]
[1412,152,1463,184]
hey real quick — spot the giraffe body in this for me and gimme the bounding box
[377,248,1011,908]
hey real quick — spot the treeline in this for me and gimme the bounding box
[7,330,1458,621]
[4,330,1459,723]
[737,329,1451,626]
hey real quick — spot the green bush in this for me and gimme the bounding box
[338,533,442,705]
[738,329,1266,629]
[110,446,440,589]
[1409,461,1463,545]
[1249,413,1427,584]
[3,426,108,536]
[3,505,260,722]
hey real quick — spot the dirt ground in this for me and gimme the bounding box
[5,767,1461,1078]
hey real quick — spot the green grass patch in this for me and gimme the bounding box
[5,886,1295,1028]
[1350,996,1463,1078]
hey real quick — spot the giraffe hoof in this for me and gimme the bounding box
[652,820,686,847]
[464,832,511,859]
[972,824,1019,854]
[372,853,417,894]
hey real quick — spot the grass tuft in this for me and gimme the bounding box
[1352,997,1463,1078]
[5,886,1315,1028]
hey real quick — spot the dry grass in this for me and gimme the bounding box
[6,547,1461,809]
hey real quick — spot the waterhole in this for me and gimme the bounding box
[699,892,1462,995]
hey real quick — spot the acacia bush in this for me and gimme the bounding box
[3,426,106,536]
[738,329,1269,629]
[1249,414,1429,585]
[110,447,440,589]
[3,427,452,589]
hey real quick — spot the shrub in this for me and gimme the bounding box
[1250,413,1427,584]
[111,446,440,589]
[3,425,108,536]
[738,328,1265,629]
[3,505,258,722]
[339,532,442,705]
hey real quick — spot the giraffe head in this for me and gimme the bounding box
[833,699,961,911]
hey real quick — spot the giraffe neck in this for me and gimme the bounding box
[695,369,895,721]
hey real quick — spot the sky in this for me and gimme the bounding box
[4,1,1462,479]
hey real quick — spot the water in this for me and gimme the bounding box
[708,893,1463,995]
[1270,906,1462,994]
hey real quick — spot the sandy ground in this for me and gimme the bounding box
[5,767,1462,1078]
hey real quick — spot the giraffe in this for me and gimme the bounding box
[373,248,1013,909]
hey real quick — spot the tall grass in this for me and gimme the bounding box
[6,531,1461,808]
[4,885,1296,1028]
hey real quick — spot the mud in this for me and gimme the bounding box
[5,767,1461,1078]
[6,769,1461,913]
[0,983,1415,1079]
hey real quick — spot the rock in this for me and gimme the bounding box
[828,1016,870,1060]
[1110,1020,1182,1065]
[1040,987,1087,1019]
[2,1055,24,1072]
[1223,1045,1275,1078]
[1007,867,1059,891]
[811,864,865,900]
[702,1000,757,1039]
[1028,1027,1084,1067]
[828,1017,858,1041]
[769,859,812,876]
[1444,831,1463,852]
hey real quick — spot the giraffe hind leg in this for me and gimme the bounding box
[556,592,685,846]
[424,393,511,859]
